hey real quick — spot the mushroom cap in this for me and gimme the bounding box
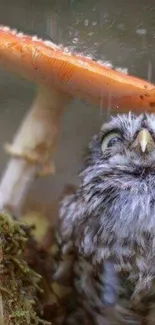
[0,25,155,112]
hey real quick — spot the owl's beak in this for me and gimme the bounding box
[135,128,154,153]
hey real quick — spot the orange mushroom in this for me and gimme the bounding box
[0,25,154,215]
[0,26,155,111]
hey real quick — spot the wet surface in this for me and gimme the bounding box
[0,0,155,203]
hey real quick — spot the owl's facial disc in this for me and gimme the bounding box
[94,114,155,177]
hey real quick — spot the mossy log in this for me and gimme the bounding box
[0,212,50,325]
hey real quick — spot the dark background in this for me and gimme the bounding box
[0,0,155,205]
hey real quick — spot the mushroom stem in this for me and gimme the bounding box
[0,86,71,216]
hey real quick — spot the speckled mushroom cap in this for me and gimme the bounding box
[0,25,155,112]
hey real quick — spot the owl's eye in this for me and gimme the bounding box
[101,132,123,152]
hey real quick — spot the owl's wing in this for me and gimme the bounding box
[59,193,79,242]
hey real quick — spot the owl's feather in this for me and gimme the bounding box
[54,113,155,325]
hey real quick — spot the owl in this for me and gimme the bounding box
[54,113,155,325]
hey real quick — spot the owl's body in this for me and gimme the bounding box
[54,114,155,325]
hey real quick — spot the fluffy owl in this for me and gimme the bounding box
[54,113,155,325]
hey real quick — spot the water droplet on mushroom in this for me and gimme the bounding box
[136,28,147,36]
[92,21,97,26]
[84,20,89,26]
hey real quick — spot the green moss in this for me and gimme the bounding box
[0,213,49,325]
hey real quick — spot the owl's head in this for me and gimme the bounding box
[80,113,155,220]
[84,113,155,179]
